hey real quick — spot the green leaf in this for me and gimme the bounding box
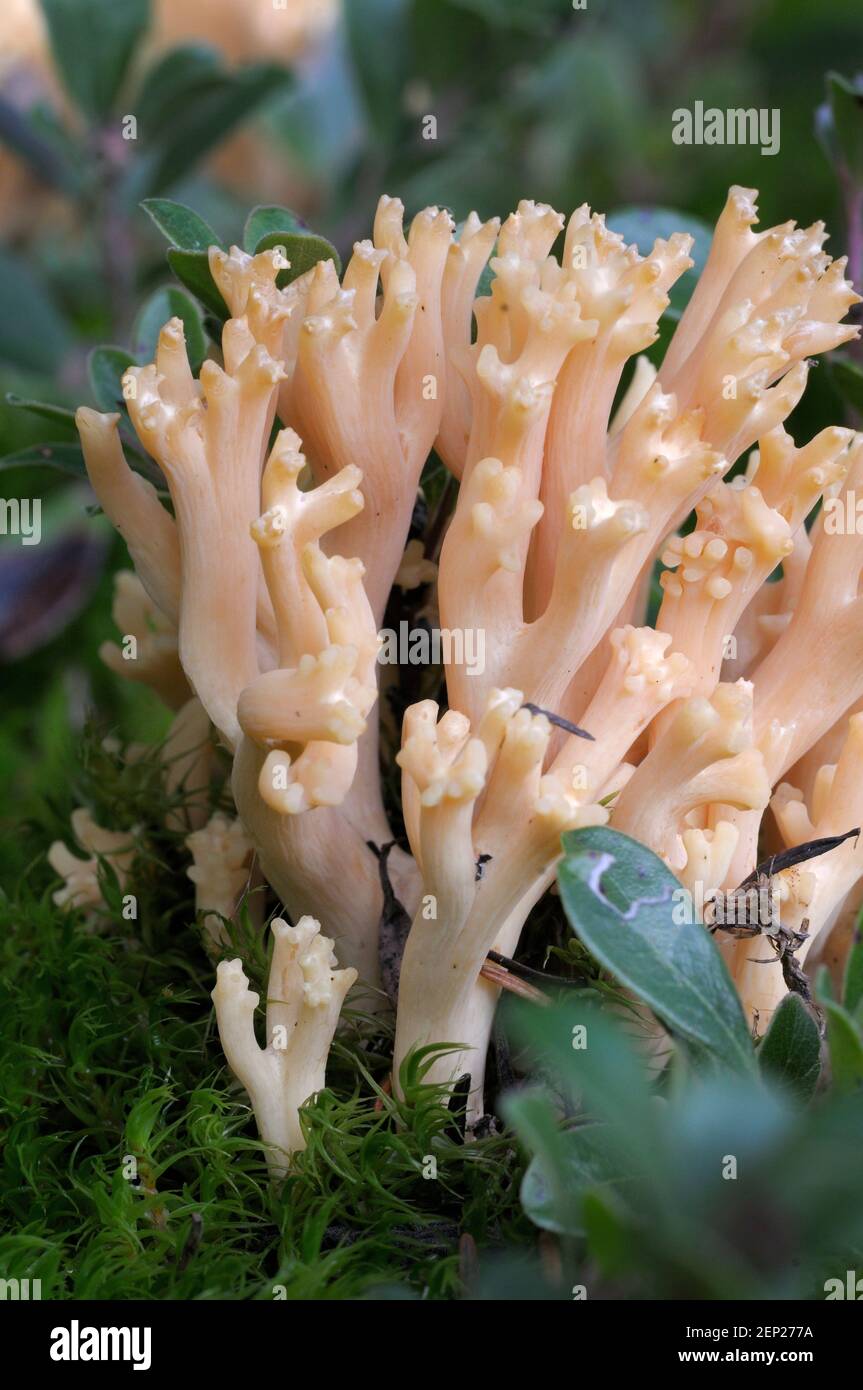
[505,999,662,1166]
[504,1090,585,1237]
[0,96,79,194]
[557,826,755,1074]
[819,72,863,182]
[450,0,561,32]
[519,1125,632,1238]
[254,229,341,285]
[134,44,225,141]
[244,203,341,281]
[166,249,229,321]
[844,932,863,1016]
[606,206,712,315]
[0,442,86,479]
[88,346,138,414]
[344,0,410,145]
[758,994,822,1102]
[132,287,206,372]
[830,355,863,415]
[40,0,150,120]
[243,204,306,253]
[824,1001,863,1093]
[138,63,291,195]
[140,198,221,253]
[580,1188,631,1275]
[5,395,78,430]
[0,249,70,374]
[0,439,164,497]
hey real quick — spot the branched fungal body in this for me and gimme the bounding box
[70,185,863,1155]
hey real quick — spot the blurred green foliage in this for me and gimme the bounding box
[495,829,863,1300]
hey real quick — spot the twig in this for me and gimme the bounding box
[521,702,594,740]
[734,827,860,893]
[479,957,545,1002]
[486,948,585,991]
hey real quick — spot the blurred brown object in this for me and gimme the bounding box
[154,0,341,206]
[155,0,338,63]
[0,0,340,226]
[0,0,47,78]
[0,0,54,234]
[0,0,338,74]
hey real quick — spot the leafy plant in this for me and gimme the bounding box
[504,997,863,1299]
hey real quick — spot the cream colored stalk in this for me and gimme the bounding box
[76,408,180,625]
[211,218,450,973]
[435,212,501,475]
[48,809,136,914]
[659,186,860,464]
[161,696,213,833]
[535,205,694,609]
[653,424,853,730]
[228,427,395,983]
[439,384,722,724]
[124,316,284,746]
[212,916,356,1178]
[212,202,453,624]
[186,813,253,950]
[394,687,609,1116]
[99,570,190,710]
[750,437,863,784]
[734,714,863,1029]
[676,822,741,903]
[699,435,863,892]
[230,746,402,989]
[99,571,216,835]
[551,625,696,802]
[788,695,863,804]
[611,683,770,868]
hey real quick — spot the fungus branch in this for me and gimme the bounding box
[212,916,356,1177]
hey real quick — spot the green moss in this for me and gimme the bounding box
[0,728,528,1301]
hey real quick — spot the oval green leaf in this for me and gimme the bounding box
[824,1000,863,1093]
[141,198,221,253]
[557,825,755,1074]
[166,249,229,321]
[254,228,341,284]
[40,0,150,121]
[0,442,87,479]
[758,993,822,1102]
[87,346,138,414]
[844,933,863,1016]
